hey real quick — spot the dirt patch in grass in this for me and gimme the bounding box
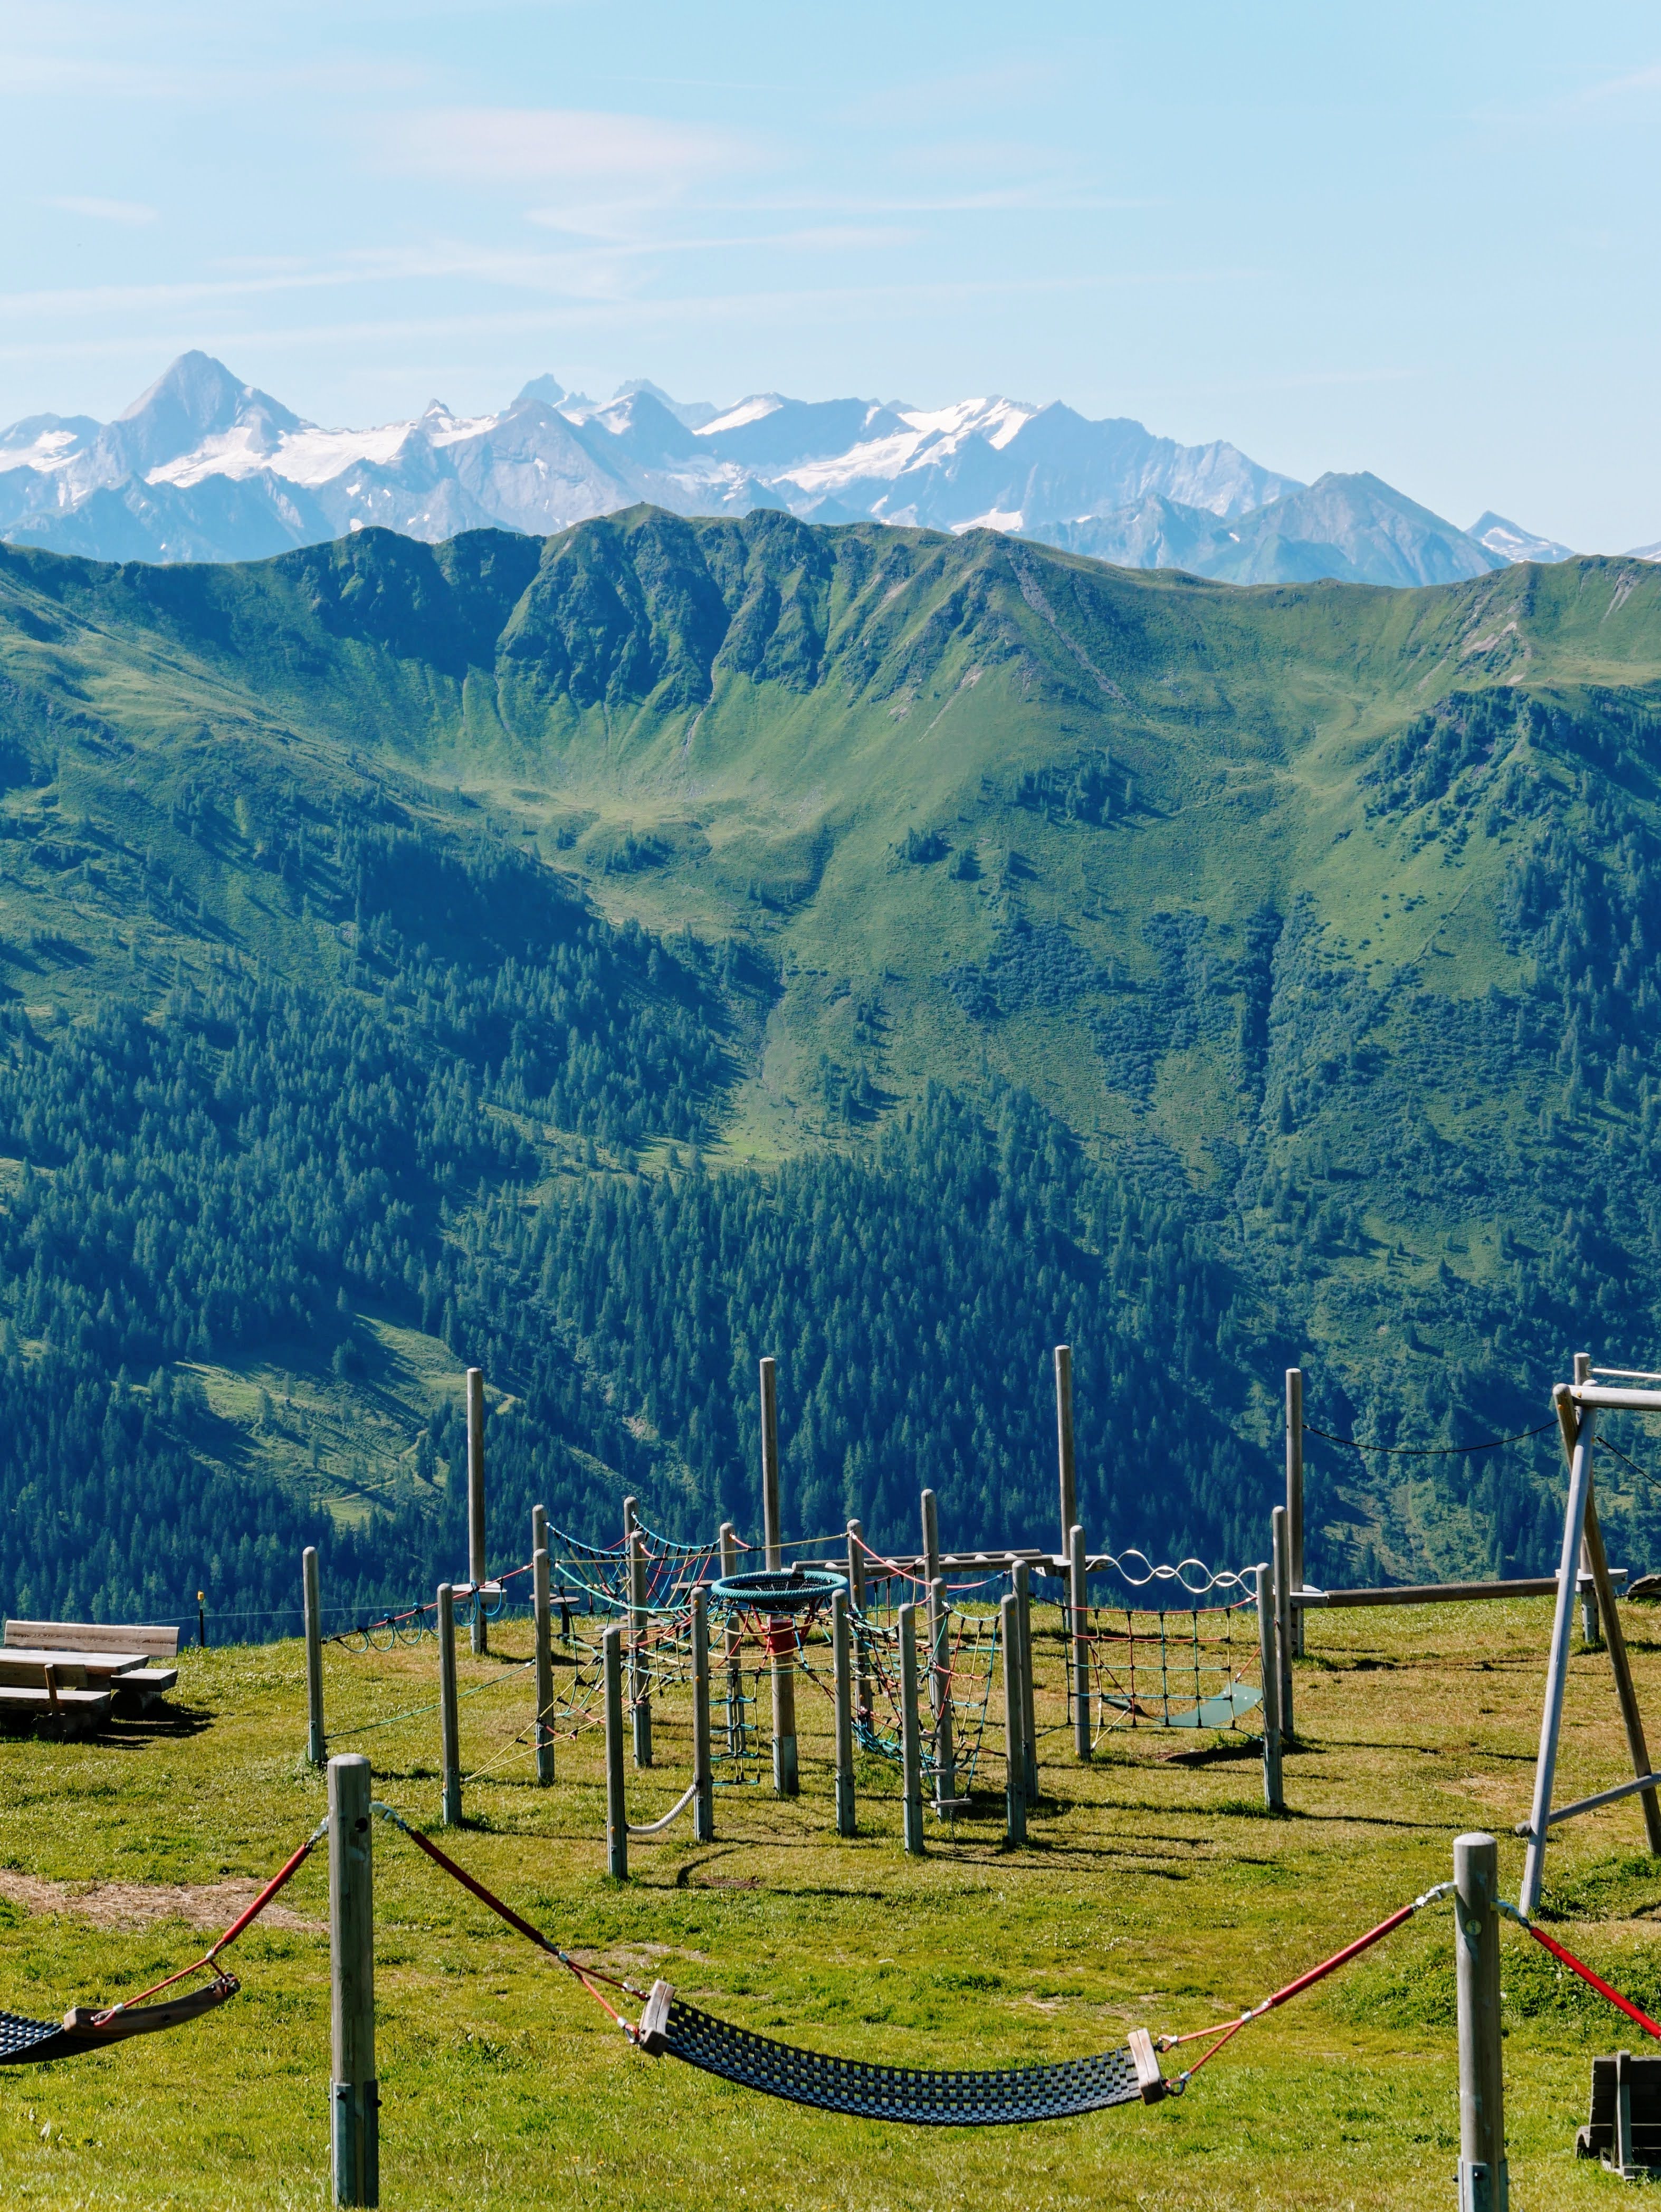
[0,1868,323,1934]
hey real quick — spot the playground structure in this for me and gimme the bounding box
[9,1345,1661,2209]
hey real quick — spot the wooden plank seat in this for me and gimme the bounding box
[109,1667,178,1714]
[4,1619,180,1660]
[0,1647,148,1680]
[0,1684,112,1736]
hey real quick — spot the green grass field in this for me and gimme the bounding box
[5,1596,1661,2209]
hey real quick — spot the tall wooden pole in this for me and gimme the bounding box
[603,1624,627,1880]
[436,1584,462,1827]
[898,1602,924,1856]
[1012,1558,1037,1806]
[1272,1504,1294,1740]
[1054,1346,1076,1562]
[832,1588,856,1837]
[466,1367,488,1656]
[1286,1368,1304,1658]
[1001,1593,1027,1845]
[303,1546,326,1769]
[930,1575,957,1808]
[1256,1558,1284,1813]
[328,1753,378,2208]
[760,1357,798,1795]
[922,1490,941,1711]
[846,1519,871,1727]
[532,1543,554,1787]
[628,1530,652,1768]
[1576,1350,1600,1649]
[1558,1361,1661,1859]
[691,1587,714,1842]
[1454,1832,1507,2211]
[719,1521,742,1756]
[1068,1523,1091,1761]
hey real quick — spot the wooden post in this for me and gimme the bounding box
[846,1519,871,1726]
[1558,1365,1661,1860]
[1575,1353,1601,1649]
[328,1752,378,2209]
[466,1367,487,1656]
[1256,1558,1284,1813]
[1001,1593,1027,1845]
[759,1358,798,1795]
[1286,1367,1304,1658]
[691,1587,714,1842]
[436,1585,462,1827]
[1069,1523,1091,1761]
[899,1602,924,1855]
[832,1589,856,1837]
[1055,1345,1076,1561]
[1013,1558,1037,1806]
[921,1490,941,1712]
[532,1544,554,1787]
[603,1624,627,1880]
[719,1522,743,1756]
[628,1530,652,1768]
[1522,1384,1597,1914]
[303,1546,326,1768]
[930,1576,957,1808]
[1454,1832,1508,2211]
[1272,1503,1294,1740]
[760,1358,782,1568]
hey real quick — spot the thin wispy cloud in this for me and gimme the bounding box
[373,107,758,187]
[43,194,158,224]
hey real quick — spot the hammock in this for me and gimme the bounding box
[637,1984,1147,2124]
[1,1977,238,2065]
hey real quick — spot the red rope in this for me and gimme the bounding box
[92,1820,328,2022]
[1520,1922,1661,2039]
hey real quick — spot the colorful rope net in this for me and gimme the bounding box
[1047,1553,1263,1739]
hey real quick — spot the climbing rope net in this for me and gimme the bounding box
[1029,1553,1264,1742]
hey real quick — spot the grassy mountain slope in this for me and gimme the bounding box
[3,512,1661,1618]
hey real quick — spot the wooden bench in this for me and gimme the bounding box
[1578,2051,1661,2176]
[0,1678,112,1736]
[2,1622,180,1715]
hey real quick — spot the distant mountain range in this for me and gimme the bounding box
[0,349,1602,586]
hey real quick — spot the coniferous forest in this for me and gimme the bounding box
[3,512,1661,1635]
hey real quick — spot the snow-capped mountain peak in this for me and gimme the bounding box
[0,351,1580,587]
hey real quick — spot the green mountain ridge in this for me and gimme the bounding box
[2,508,1660,1627]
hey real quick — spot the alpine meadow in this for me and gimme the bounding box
[1,504,1658,1633]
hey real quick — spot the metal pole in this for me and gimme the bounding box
[1069,1523,1091,1760]
[846,1519,871,1727]
[930,1575,957,1808]
[1013,1557,1037,1806]
[436,1585,462,1827]
[532,1544,554,1787]
[1055,1345,1076,1561]
[899,1602,924,1855]
[691,1588,714,1842]
[1272,1503,1294,1740]
[759,1357,797,1795]
[628,1530,652,1768]
[1286,1367,1304,1658]
[1522,1384,1597,1914]
[466,1367,487,1655]
[832,1589,856,1837]
[1001,1593,1027,1845]
[719,1521,742,1756]
[603,1624,627,1880]
[1256,1560,1284,1813]
[303,1546,326,1768]
[1454,1832,1509,2212]
[328,1753,378,2208]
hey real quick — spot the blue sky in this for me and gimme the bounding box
[4,0,1660,548]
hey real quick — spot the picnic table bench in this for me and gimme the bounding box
[0,1619,180,1728]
